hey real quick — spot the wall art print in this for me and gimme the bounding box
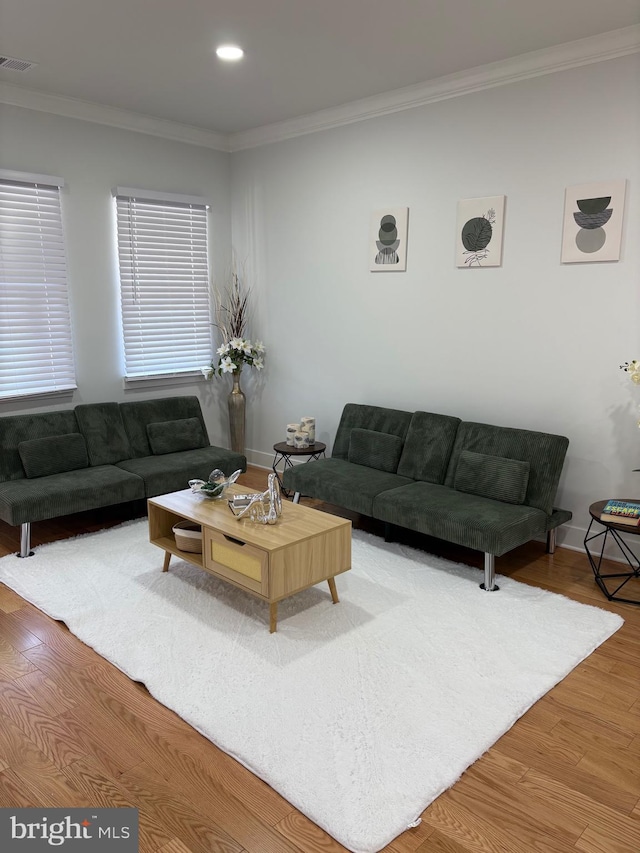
[455,196,505,268]
[369,207,409,271]
[561,180,626,263]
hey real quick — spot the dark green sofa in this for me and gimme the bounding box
[283,404,572,591]
[0,396,245,557]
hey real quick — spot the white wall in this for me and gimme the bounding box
[0,104,233,445]
[231,55,640,551]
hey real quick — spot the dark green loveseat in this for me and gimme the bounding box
[0,396,245,557]
[283,404,572,591]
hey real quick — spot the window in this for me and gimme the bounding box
[114,187,212,381]
[0,170,76,400]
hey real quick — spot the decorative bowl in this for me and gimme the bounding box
[188,468,243,500]
[188,479,227,500]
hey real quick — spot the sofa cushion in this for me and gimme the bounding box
[331,404,413,461]
[454,450,530,505]
[282,457,413,516]
[444,421,569,514]
[397,411,461,483]
[75,402,133,466]
[147,418,208,455]
[373,481,547,557]
[116,446,246,497]
[120,396,210,458]
[0,465,145,526]
[0,410,80,482]
[348,428,403,473]
[18,434,89,479]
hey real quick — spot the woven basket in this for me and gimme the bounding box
[172,521,203,553]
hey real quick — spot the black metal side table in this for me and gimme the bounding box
[272,441,326,497]
[584,500,640,605]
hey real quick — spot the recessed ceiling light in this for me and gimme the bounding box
[216,45,244,61]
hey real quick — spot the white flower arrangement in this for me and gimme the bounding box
[621,360,640,386]
[201,272,266,379]
[202,337,265,378]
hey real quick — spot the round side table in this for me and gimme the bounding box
[272,441,326,497]
[584,500,640,605]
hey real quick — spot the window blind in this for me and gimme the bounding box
[0,175,77,400]
[115,191,212,380]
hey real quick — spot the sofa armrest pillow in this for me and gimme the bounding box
[146,417,208,455]
[18,433,89,478]
[348,428,404,473]
[454,450,530,505]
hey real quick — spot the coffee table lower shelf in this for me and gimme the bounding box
[148,489,351,632]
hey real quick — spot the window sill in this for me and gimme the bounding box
[122,371,206,390]
[0,386,77,404]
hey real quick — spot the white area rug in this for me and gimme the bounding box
[0,521,623,852]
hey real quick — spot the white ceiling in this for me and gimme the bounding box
[1,0,639,137]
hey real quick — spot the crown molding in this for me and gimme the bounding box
[0,25,638,154]
[228,24,640,151]
[0,82,230,152]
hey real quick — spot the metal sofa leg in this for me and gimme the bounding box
[292,491,301,504]
[546,529,556,554]
[18,522,34,558]
[480,552,499,591]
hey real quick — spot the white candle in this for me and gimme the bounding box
[293,431,310,449]
[300,416,315,443]
[286,423,300,446]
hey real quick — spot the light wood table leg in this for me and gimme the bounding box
[327,577,339,604]
[162,551,171,572]
[270,602,278,633]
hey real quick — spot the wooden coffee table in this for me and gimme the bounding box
[148,485,351,632]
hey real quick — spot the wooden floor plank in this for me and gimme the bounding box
[275,811,351,852]
[0,768,42,807]
[0,582,25,614]
[0,684,88,769]
[62,756,173,853]
[419,795,528,853]
[157,840,203,853]
[118,760,282,853]
[575,746,640,801]
[0,635,38,681]
[451,765,589,847]
[517,768,640,837]
[0,608,43,651]
[575,822,640,853]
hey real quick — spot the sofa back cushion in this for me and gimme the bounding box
[347,428,404,473]
[445,421,569,514]
[75,402,133,466]
[0,409,80,482]
[147,417,209,455]
[397,411,461,483]
[18,433,89,479]
[454,450,530,504]
[332,404,412,461]
[119,396,210,458]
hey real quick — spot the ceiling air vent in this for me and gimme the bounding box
[0,55,37,72]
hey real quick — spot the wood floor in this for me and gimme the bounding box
[0,465,639,853]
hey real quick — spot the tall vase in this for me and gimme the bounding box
[228,367,246,454]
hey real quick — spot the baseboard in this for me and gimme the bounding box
[553,520,639,566]
[245,448,273,470]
